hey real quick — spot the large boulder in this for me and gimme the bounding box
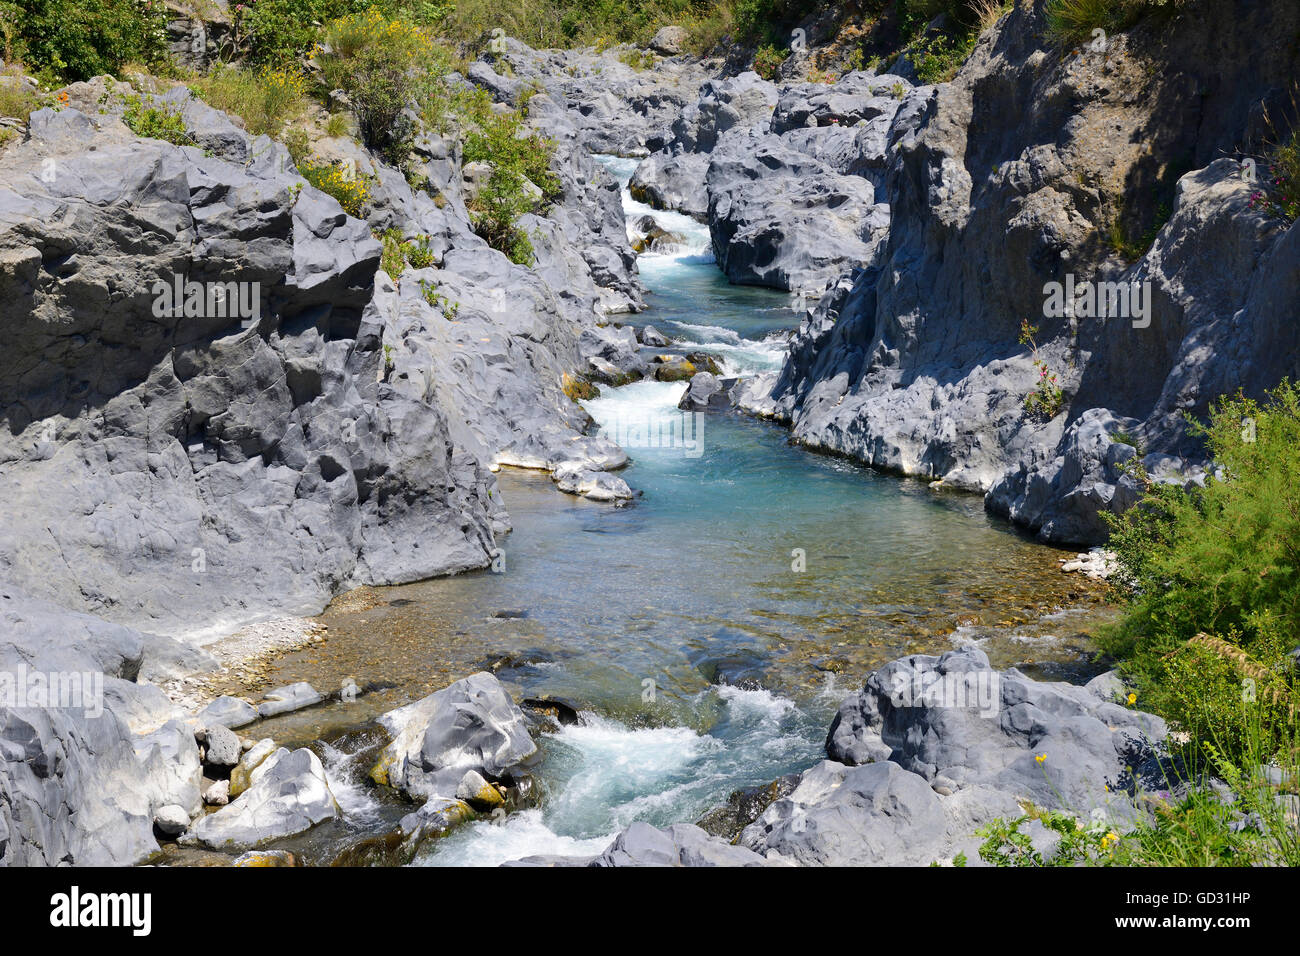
[591,822,769,867]
[183,747,340,850]
[741,760,948,865]
[825,646,1166,818]
[372,672,537,802]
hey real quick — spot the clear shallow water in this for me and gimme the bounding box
[220,160,1114,866]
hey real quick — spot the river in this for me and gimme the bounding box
[191,157,1112,867]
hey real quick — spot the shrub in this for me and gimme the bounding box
[300,159,371,217]
[1101,380,1300,760]
[121,94,193,146]
[1249,127,1300,224]
[188,64,308,138]
[1045,0,1187,47]
[752,44,789,80]
[1018,320,1065,419]
[436,86,559,264]
[0,66,45,124]
[316,10,439,163]
[6,0,169,82]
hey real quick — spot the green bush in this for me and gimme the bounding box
[1249,126,1300,224]
[1101,380,1300,759]
[433,86,559,264]
[300,159,371,216]
[7,0,169,82]
[316,9,444,163]
[121,94,194,146]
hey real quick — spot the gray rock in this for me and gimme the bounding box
[153,804,190,837]
[751,3,1300,544]
[639,324,669,347]
[649,26,689,56]
[825,646,1166,820]
[374,672,537,802]
[257,683,323,719]
[678,371,733,410]
[591,822,769,867]
[196,696,258,731]
[183,747,339,850]
[706,128,889,292]
[204,779,231,807]
[202,723,241,768]
[741,760,948,865]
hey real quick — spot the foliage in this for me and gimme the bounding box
[1249,127,1300,224]
[1045,0,1187,47]
[1018,319,1065,419]
[1101,381,1300,761]
[0,65,45,124]
[977,805,1122,866]
[5,0,169,82]
[316,9,441,163]
[908,30,977,84]
[188,64,308,138]
[752,44,790,80]
[121,93,194,145]
[300,159,371,216]
[439,86,560,264]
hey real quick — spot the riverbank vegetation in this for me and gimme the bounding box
[979,382,1300,866]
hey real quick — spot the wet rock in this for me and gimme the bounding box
[678,371,734,410]
[696,774,801,841]
[257,683,324,719]
[229,738,277,798]
[196,696,258,731]
[552,464,635,502]
[639,324,669,347]
[184,747,340,850]
[233,850,298,867]
[456,769,506,810]
[521,697,582,726]
[372,672,537,802]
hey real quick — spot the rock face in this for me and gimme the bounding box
[372,672,537,803]
[631,73,780,219]
[0,587,160,866]
[707,128,890,292]
[741,3,1300,544]
[184,747,340,850]
[0,99,497,636]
